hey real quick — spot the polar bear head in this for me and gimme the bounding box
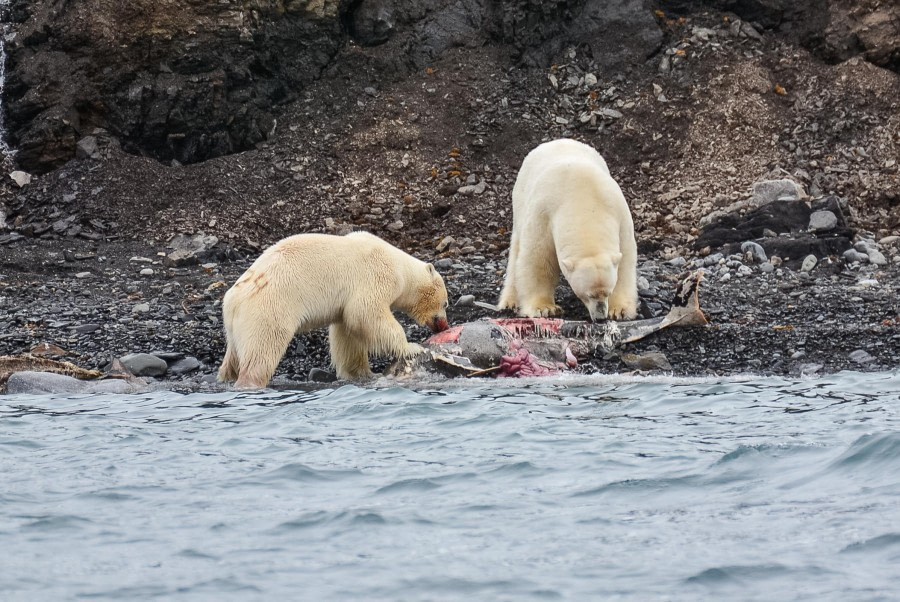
[409,263,450,333]
[561,253,621,321]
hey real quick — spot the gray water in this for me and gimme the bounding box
[2,371,900,601]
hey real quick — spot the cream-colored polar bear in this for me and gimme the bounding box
[217,231,450,388]
[498,138,638,321]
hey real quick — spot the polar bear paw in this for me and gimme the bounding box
[519,303,563,318]
[402,342,428,358]
[607,298,638,321]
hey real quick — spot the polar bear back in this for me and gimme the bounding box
[224,232,421,334]
[512,139,630,252]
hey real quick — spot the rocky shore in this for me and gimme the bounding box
[0,0,898,392]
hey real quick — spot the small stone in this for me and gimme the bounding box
[637,276,650,292]
[842,249,868,264]
[75,271,92,279]
[808,210,837,232]
[71,324,100,334]
[434,258,453,269]
[849,349,875,365]
[120,353,169,377]
[308,368,336,383]
[76,136,100,160]
[132,303,150,314]
[790,351,806,360]
[867,249,888,266]
[140,268,154,276]
[759,261,775,273]
[455,294,475,307]
[168,356,201,375]
[800,255,818,272]
[435,236,455,252]
[386,220,404,232]
[9,171,32,187]
[621,352,672,371]
[737,265,753,277]
[667,257,687,267]
[364,86,377,96]
[740,241,768,264]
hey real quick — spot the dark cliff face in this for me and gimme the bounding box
[2,0,663,173]
[1,0,897,174]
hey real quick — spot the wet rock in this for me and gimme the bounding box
[120,353,168,377]
[849,349,875,365]
[168,356,201,376]
[4,371,145,395]
[621,352,672,371]
[308,367,336,383]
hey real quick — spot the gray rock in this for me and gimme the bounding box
[140,268,154,276]
[76,136,100,160]
[9,171,32,188]
[308,368,336,383]
[867,249,888,266]
[455,294,475,307]
[164,234,219,267]
[132,303,150,314]
[120,353,168,376]
[75,271,92,279]
[621,352,672,371]
[759,261,775,273]
[750,179,805,208]
[800,255,818,272]
[741,241,768,264]
[168,357,201,375]
[842,249,869,264]
[808,210,837,232]
[667,257,687,268]
[4,371,141,395]
[71,323,101,334]
[637,276,650,292]
[434,258,453,269]
[849,349,875,364]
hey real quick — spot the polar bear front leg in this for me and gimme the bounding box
[608,231,639,320]
[497,231,521,311]
[514,241,562,318]
[329,322,374,380]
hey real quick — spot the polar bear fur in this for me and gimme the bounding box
[497,138,638,321]
[218,231,450,388]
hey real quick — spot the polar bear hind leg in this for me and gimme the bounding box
[233,323,295,389]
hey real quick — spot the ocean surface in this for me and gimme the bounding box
[2,371,900,601]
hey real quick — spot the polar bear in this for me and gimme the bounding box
[217,231,450,388]
[497,138,638,321]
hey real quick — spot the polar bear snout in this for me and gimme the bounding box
[429,316,450,333]
[583,296,610,322]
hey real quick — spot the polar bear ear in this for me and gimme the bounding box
[426,263,437,275]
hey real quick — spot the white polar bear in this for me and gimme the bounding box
[217,231,450,388]
[497,138,638,321]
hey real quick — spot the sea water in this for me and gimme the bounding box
[2,371,899,600]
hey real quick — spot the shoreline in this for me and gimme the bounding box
[1,234,897,393]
